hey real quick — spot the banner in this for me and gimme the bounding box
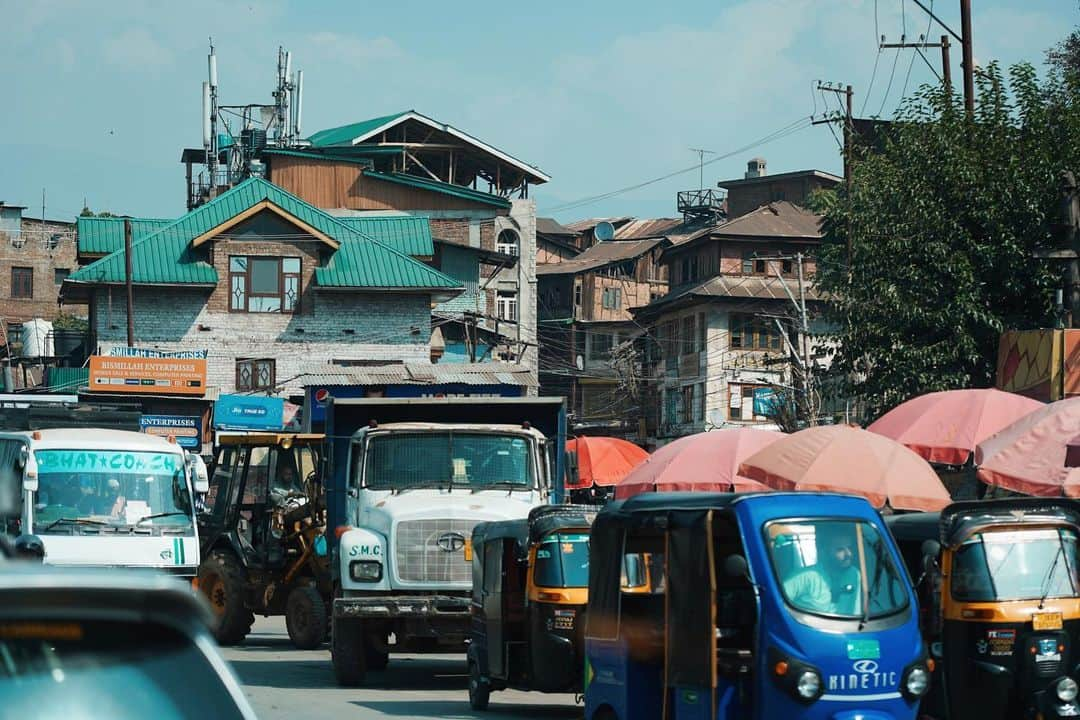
[214,394,285,431]
[107,347,208,360]
[140,415,202,450]
[89,356,207,396]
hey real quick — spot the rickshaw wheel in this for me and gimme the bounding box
[468,660,490,711]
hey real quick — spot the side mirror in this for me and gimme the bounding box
[189,453,209,494]
[14,534,45,563]
[22,444,38,493]
[930,641,944,660]
[347,488,358,499]
[921,539,941,560]
[724,553,750,580]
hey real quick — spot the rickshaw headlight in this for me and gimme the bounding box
[349,560,382,582]
[903,665,931,698]
[1056,676,1078,703]
[796,669,822,700]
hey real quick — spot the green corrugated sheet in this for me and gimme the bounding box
[364,171,512,209]
[334,216,434,257]
[77,216,172,256]
[68,177,459,292]
[45,367,89,392]
[307,111,410,148]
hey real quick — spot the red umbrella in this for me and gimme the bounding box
[738,425,951,512]
[867,388,1043,465]
[975,397,1080,496]
[566,436,649,490]
[615,428,781,500]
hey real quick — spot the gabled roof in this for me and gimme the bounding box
[565,217,634,233]
[613,218,683,240]
[364,170,512,209]
[536,218,579,237]
[306,109,550,184]
[661,202,823,260]
[633,274,822,318]
[76,216,172,256]
[716,169,842,189]
[537,238,668,276]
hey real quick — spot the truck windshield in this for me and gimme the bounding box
[951,527,1080,602]
[766,519,909,621]
[362,432,533,491]
[32,449,192,533]
[534,532,590,588]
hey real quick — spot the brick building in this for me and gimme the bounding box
[718,158,841,219]
[0,202,79,324]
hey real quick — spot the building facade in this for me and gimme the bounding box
[0,202,78,324]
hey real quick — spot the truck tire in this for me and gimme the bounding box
[285,585,328,650]
[469,659,491,711]
[332,616,367,686]
[198,551,253,645]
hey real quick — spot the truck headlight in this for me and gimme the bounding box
[795,669,821,700]
[1057,677,1079,703]
[349,560,382,582]
[903,664,931,698]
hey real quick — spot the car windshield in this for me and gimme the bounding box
[766,519,909,621]
[534,532,590,588]
[951,527,1080,602]
[32,449,192,532]
[0,618,246,719]
[361,432,533,491]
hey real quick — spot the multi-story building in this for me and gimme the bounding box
[0,202,78,325]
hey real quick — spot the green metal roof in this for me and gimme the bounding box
[307,111,410,148]
[76,216,172,256]
[334,216,434,257]
[365,171,512,209]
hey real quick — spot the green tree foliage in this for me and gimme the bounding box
[816,62,1080,419]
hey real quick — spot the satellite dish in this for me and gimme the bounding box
[594,221,615,242]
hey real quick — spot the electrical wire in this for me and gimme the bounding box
[877,48,903,118]
[861,0,884,116]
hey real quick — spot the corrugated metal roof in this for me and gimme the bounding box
[44,367,89,392]
[713,201,822,239]
[297,362,537,388]
[332,215,434,257]
[364,171,512,209]
[536,218,580,236]
[633,274,822,317]
[536,238,667,276]
[306,111,410,148]
[612,218,683,239]
[564,217,633,233]
[77,216,172,256]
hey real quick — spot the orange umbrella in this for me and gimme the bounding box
[975,397,1080,497]
[738,425,951,512]
[868,388,1043,465]
[615,428,781,500]
[566,436,649,490]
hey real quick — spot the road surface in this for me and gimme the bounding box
[223,617,582,720]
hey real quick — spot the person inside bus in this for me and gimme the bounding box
[99,478,126,517]
[783,525,862,616]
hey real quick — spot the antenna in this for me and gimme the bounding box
[294,69,304,138]
[208,45,217,89]
[202,81,211,148]
[689,147,716,190]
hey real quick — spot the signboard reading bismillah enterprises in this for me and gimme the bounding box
[89,356,207,396]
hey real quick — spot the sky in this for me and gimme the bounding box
[0,0,1073,225]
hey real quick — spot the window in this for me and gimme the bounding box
[681,385,694,424]
[681,315,695,354]
[698,312,708,350]
[229,256,300,313]
[601,287,622,310]
[573,283,582,307]
[497,290,518,322]
[951,528,1080,602]
[10,267,32,299]
[534,532,590,588]
[589,332,614,361]
[497,229,519,256]
[236,359,275,392]
[782,259,794,276]
[729,313,783,351]
[729,383,776,421]
[54,268,70,285]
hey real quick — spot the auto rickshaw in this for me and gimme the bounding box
[887,499,1080,720]
[467,504,597,710]
[585,492,931,720]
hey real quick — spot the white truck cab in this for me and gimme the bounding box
[2,428,208,577]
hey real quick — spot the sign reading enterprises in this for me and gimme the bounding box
[89,356,207,396]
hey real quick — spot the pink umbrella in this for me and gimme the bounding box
[867,388,1043,465]
[738,425,951,512]
[975,397,1080,497]
[614,428,781,500]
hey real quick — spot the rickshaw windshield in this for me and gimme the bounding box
[766,519,908,621]
[951,527,1080,602]
[534,532,590,588]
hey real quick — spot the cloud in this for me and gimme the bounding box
[103,27,173,69]
[301,32,403,66]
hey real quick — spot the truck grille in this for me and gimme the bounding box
[394,519,477,584]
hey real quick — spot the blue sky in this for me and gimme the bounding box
[0,0,1072,224]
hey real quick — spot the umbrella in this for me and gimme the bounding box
[867,388,1043,465]
[566,436,649,490]
[738,425,951,512]
[975,397,1080,496]
[615,428,781,500]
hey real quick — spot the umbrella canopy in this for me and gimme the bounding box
[975,397,1080,497]
[615,428,781,500]
[566,436,649,489]
[867,388,1043,465]
[738,425,951,512]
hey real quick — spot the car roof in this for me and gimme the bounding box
[9,428,183,452]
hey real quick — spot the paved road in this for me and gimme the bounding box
[223,617,582,720]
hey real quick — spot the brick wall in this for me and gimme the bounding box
[726,176,835,218]
[205,237,325,315]
[0,219,80,322]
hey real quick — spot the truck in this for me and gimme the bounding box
[323,396,566,686]
[0,428,208,577]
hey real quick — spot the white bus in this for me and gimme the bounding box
[0,428,208,577]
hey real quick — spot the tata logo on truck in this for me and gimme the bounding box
[436,532,466,552]
[827,660,898,692]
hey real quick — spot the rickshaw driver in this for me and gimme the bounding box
[783,525,862,615]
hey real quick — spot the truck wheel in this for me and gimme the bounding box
[198,551,253,645]
[469,660,491,710]
[285,585,328,650]
[331,617,367,686]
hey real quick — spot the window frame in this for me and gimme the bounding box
[729,313,783,352]
[496,290,518,322]
[11,267,32,299]
[496,229,520,257]
[235,358,276,392]
[228,255,301,314]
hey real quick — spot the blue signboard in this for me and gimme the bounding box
[752,387,781,417]
[214,395,285,431]
[305,383,524,424]
[140,415,202,450]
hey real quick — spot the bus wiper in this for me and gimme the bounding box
[135,512,191,526]
[43,517,108,532]
[472,481,527,493]
[1039,538,1067,610]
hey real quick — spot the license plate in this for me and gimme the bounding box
[1033,612,1063,630]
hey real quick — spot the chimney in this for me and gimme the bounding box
[745,157,767,179]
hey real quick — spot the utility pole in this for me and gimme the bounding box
[941,35,952,94]
[880,36,952,94]
[814,82,854,266]
[772,256,816,426]
[910,0,974,116]
[124,218,134,347]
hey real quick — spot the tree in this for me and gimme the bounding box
[816,61,1080,419]
[1047,3,1080,83]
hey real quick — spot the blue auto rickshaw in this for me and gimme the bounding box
[584,492,931,720]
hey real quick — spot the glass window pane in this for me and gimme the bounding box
[284,276,298,311]
[230,276,246,310]
[249,258,279,294]
[248,296,281,313]
[952,529,1080,602]
[229,257,247,273]
[282,258,301,274]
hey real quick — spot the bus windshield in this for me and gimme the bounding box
[361,432,534,491]
[32,449,192,533]
[766,519,909,621]
[951,528,1080,602]
[534,532,590,588]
